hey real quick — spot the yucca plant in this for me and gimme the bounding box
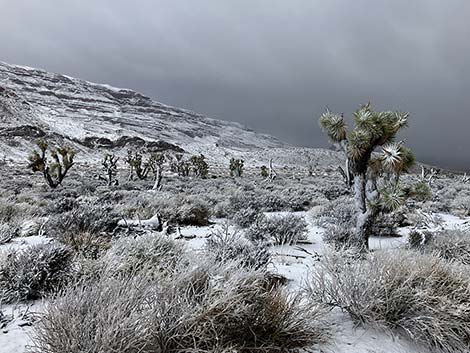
[319,103,415,249]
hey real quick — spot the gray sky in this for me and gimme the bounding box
[1,0,469,170]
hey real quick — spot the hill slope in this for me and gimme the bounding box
[0,62,288,157]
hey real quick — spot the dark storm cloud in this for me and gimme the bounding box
[1,0,470,170]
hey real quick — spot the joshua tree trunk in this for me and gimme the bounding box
[152,165,163,191]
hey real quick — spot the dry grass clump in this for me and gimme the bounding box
[246,214,308,245]
[309,249,470,352]
[206,223,270,269]
[0,243,75,303]
[423,229,470,265]
[100,232,186,278]
[46,202,118,239]
[32,257,330,353]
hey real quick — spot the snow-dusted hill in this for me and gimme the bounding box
[0,62,289,159]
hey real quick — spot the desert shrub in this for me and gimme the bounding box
[408,229,433,249]
[246,213,308,245]
[101,233,185,278]
[230,207,260,228]
[32,275,156,353]
[309,249,470,353]
[33,259,330,353]
[0,222,19,244]
[0,243,75,303]
[46,202,119,239]
[314,197,355,246]
[451,195,470,216]
[122,194,211,226]
[426,229,470,264]
[43,197,79,214]
[370,210,406,237]
[315,196,355,229]
[206,223,270,269]
[411,181,433,201]
[322,224,354,249]
[56,231,111,259]
[0,201,20,223]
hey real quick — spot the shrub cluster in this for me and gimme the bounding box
[0,243,75,303]
[246,213,308,245]
[32,257,330,353]
[206,224,270,269]
[309,249,470,352]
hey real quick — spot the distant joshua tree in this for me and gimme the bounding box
[319,103,415,250]
[125,150,151,180]
[229,158,244,177]
[100,153,119,186]
[28,140,76,188]
[148,152,165,190]
[190,154,209,178]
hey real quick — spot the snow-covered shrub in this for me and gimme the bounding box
[123,194,211,226]
[46,202,118,239]
[0,222,18,244]
[31,275,156,353]
[370,209,406,237]
[410,181,433,201]
[57,231,111,259]
[43,196,79,214]
[315,196,355,229]
[322,224,355,248]
[309,249,470,352]
[206,224,270,269]
[230,207,260,228]
[0,243,74,303]
[246,214,308,245]
[424,229,470,264]
[0,201,20,223]
[451,195,470,216]
[33,259,330,353]
[101,233,185,278]
[408,229,433,249]
[315,197,356,247]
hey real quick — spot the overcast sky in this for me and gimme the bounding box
[1,0,469,170]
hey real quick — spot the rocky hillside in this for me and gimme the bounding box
[0,62,290,158]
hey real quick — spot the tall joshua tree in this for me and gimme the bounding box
[319,103,415,249]
[28,140,75,188]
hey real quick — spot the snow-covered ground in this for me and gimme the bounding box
[1,211,469,353]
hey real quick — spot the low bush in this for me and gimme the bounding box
[309,249,470,353]
[206,223,270,269]
[0,243,75,303]
[0,222,18,244]
[101,233,185,278]
[32,259,330,353]
[424,229,470,265]
[56,231,111,259]
[46,202,119,239]
[246,213,308,245]
[230,207,260,228]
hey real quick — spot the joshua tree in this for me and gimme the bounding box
[190,154,209,178]
[229,158,244,177]
[28,140,75,188]
[319,103,415,249]
[148,152,165,190]
[100,153,119,186]
[169,153,190,177]
[267,159,277,182]
[125,150,151,180]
